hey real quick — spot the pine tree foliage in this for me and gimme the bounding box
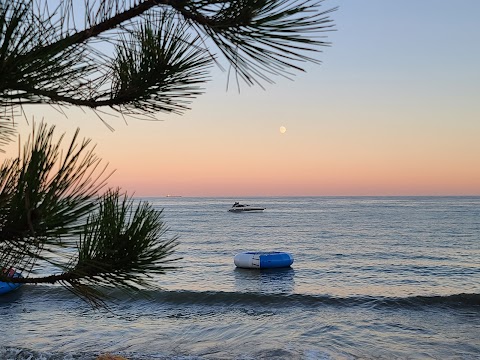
[0,122,179,306]
[0,0,335,305]
[1,0,335,118]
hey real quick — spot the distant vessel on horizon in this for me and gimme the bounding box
[166,195,182,197]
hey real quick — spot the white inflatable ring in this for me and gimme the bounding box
[234,251,294,269]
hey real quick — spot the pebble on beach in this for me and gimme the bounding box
[96,354,128,360]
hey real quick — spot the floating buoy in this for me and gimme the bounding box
[0,270,22,295]
[234,251,294,269]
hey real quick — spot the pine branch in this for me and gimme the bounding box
[182,0,338,86]
[3,189,179,306]
[1,0,336,117]
[0,122,112,274]
[0,117,16,151]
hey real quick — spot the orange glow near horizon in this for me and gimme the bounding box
[1,2,479,197]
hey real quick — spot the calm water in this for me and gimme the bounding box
[1,197,479,359]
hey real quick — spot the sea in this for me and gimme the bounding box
[1,196,479,360]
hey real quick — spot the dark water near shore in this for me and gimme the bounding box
[1,197,479,359]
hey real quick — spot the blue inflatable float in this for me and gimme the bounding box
[234,251,294,269]
[0,270,22,295]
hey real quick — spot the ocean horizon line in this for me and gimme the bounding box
[135,194,480,199]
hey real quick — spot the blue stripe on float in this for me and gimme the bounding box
[259,253,293,269]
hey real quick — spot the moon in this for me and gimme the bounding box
[279,126,287,134]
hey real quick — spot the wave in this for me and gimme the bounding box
[14,285,479,310]
[0,347,89,360]
[145,290,480,309]
[92,291,480,311]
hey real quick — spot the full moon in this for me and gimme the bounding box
[279,126,287,134]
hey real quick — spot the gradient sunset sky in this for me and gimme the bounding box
[4,0,480,197]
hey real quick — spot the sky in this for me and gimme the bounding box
[3,0,480,197]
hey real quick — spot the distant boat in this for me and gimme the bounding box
[0,269,22,295]
[228,202,265,213]
[166,195,182,198]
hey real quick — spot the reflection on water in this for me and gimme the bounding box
[233,267,295,294]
